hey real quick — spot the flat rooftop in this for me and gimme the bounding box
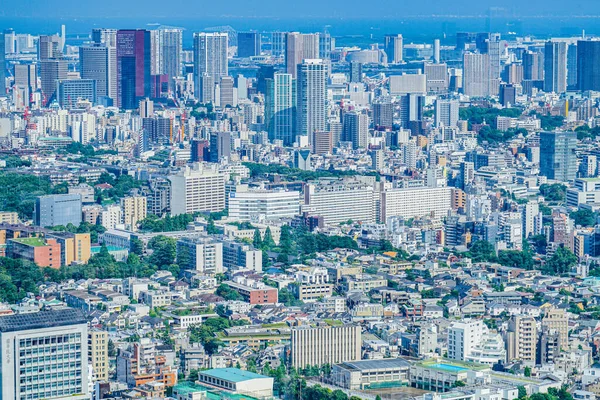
[199,368,269,383]
[339,358,412,371]
[0,308,87,332]
[12,237,47,247]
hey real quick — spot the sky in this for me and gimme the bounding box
[3,0,600,18]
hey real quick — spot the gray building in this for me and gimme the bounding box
[35,194,83,227]
[56,79,97,109]
[577,40,600,91]
[544,41,567,94]
[0,308,89,400]
[237,32,261,58]
[79,44,115,101]
[540,131,577,182]
[193,32,228,96]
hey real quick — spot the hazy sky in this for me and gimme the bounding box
[3,0,600,18]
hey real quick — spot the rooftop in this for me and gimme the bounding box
[12,237,47,247]
[0,308,87,332]
[339,358,412,371]
[199,368,269,383]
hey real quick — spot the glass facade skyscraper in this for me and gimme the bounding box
[116,29,151,109]
[540,131,577,182]
[266,72,295,146]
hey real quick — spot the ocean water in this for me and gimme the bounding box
[0,15,598,48]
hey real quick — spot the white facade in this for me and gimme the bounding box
[389,73,426,95]
[228,188,300,221]
[100,205,123,230]
[169,164,226,216]
[448,319,485,361]
[291,325,362,369]
[304,179,376,225]
[382,186,452,221]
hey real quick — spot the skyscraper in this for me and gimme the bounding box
[435,99,459,127]
[350,61,362,83]
[0,32,5,94]
[539,131,577,182]
[38,34,62,60]
[544,41,567,94]
[577,40,600,91]
[237,31,261,58]
[567,43,578,90]
[344,111,369,149]
[373,97,393,131]
[285,33,319,78]
[193,32,228,98]
[523,51,543,80]
[14,64,36,104]
[80,44,113,101]
[35,194,83,227]
[154,28,183,87]
[219,76,235,107]
[271,31,286,58]
[40,59,67,106]
[385,34,403,64]
[116,29,151,109]
[433,38,441,63]
[463,52,491,97]
[266,72,295,146]
[296,59,327,143]
[487,34,502,95]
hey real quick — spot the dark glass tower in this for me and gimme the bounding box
[116,29,151,109]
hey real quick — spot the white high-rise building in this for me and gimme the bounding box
[121,196,147,231]
[435,99,459,128]
[228,187,300,221]
[463,52,491,97]
[169,163,226,215]
[153,28,182,85]
[304,178,377,225]
[177,236,223,274]
[448,319,485,361]
[0,309,90,400]
[522,201,542,238]
[193,32,228,98]
[266,72,295,146]
[100,205,123,230]
[291,325,361,369]
[297,59,327,144]
[544,41,567,94]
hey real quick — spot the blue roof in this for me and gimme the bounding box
[200,368,268,383]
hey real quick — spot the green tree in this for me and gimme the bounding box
[539,183,567,202]
[544,246,578,275]
[570,208,597,227]
[524,366,531,377]
[253,229,262,248]
[467,240,497,262]
[262,227,276,249]
[147,236,177,268]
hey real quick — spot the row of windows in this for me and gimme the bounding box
[20,344,81,356]
[19,334,81,347]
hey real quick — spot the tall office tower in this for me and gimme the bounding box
[14,64,36,102]
[503,63,523,84]
[350,61,363,83]
[344,111,369,149]
[271,31,287,58]
[92,28,117,46]
[116,29,151,109]
[424,63,449,92]
[286,33,304,77]
[523,51,543,80]
[433,38,441,63]
[237,31,261,57]
[0,33,4,94]
[285,33,319,78]
[40,59,67,106]
[506,316,537,364]
[540,131,577,182]
[290,325,361,369]
[577,40,600,91]
[567,43,578,90]
[499,83,517,107]
[139,98,153,118]
[35,194,83,227]
[384,34,403,64]
[155,28,183,86]
[193,32,228,97]
[319,31,332,59]
[57,79,97,108]
[38,34,62,60]
[256,65,275,94]
[475,32,490,52]
[487,34,502,95]
[373,97,393,131]
[463,52,491,97]
[296,59,327,144]
[198,73,214,103]
[80,44,113,101]
[220,76,235,107]
[435,99,459,127]
[0,309,89,400]
[447,320,484,361]
[544,41,567,93]
[210,131,232,162]
[266,72,295,146]
[168,164,226,215]
[399,94,425,128]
